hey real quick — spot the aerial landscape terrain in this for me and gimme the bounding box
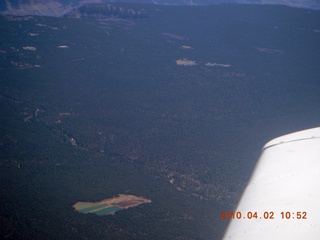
[0,1,320,239]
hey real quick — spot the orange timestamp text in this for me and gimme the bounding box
[220,211,307,220]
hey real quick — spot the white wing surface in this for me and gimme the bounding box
[222,127,320,240]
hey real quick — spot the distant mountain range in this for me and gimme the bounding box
[1,0,320,16]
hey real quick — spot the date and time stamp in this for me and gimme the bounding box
[220,211,308,220]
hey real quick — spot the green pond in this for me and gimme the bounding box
[76,203,121,215]
[94,206,122,215]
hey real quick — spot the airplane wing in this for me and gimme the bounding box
[222,127,320,240]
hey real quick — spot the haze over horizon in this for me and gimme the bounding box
[1,0,320,17]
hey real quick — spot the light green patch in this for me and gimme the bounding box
[94,206,121,215]
[77,203,110,213]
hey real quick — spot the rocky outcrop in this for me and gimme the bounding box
[0,0,154,17]
[1,0,73,16]
[64,3,150,19]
